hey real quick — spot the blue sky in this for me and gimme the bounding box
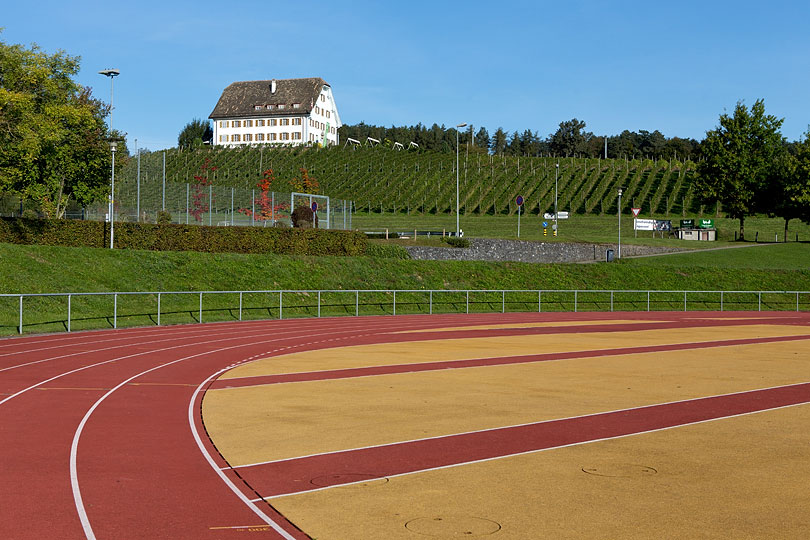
[3,0,809,151]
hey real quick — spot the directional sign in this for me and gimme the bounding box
[515,195,524,206]
[542,221,548,228]
[631,207,641,217]
[311,201,318,212]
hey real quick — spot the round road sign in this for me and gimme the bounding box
[515,195,524,206]
[311,201,318,212]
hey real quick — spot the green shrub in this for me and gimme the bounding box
[0,217,367,256]
[442,236,470,248]
[156,211,172,224]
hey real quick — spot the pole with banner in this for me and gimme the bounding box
[516,195,524,238]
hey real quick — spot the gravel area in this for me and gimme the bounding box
[403,238,686,263]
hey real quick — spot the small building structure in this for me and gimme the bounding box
[677,219,717,241]
[209,78,341,147]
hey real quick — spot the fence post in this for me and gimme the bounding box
[466,291,469,314]
[199,292,203,323]
[67,294,72,332]
[157,292,161,326]
[18,295,23,334]
[239,292,243,321]
[252,190,255,227]
[758,292,761,312]
[356,290,359,317]
[114,293,118,329]
[393,290,396,316]
[538,290,542,313]
[720,291,724,312]
[610,291,614,312]
[318,291,321,317]
[684,291,687,312]
[797,292,800,312]
[279,291,283,320]
[574,290,578,313]
[186,183,189,225]
[502,290,505,313]
[231,188,234,226]
[647,291,650,311]
[430,290,433,315]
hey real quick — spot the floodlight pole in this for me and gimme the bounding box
[618,187,623,259]
[99,68,120,249]
[554,163,559,235]
[456,123,467,237]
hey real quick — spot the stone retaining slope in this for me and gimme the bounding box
[404,239,684,263]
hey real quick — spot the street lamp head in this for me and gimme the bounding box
[98,68,120,78]
[456,123,467,128]
[555,163,559,168]
[618,188,623,195]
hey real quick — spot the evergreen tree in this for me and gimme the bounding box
[474,127,490,150]
[491,127,507,155]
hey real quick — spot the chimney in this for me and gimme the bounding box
[270,79,277,94]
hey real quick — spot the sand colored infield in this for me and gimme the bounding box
[204,337,810,466]
[218,323,808,380]
[269,403,810,539]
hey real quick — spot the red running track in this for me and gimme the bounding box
[1,311,808,539]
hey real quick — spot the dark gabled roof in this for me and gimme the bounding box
[209,77,328,119]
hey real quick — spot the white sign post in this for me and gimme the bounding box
[632,208,641,237]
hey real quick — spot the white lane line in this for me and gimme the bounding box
[254,398,810,501]
[230,380,810,470]
[190,366,299,540]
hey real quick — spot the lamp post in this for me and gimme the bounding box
[455,123,467,237]
[554,162,559,236]
[99,68,120,249]
[617,187,623,259]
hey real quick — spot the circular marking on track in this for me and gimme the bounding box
[405,515,501,536]
[310,473,389,488]
[581,464,658,478]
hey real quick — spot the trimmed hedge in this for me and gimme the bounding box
[0,218,368,256]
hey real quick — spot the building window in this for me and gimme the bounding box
[293,103,300,109]
[266,104,274,110]
[219,121,228,128]
[280,118,290,126]
[320,94,325,102]
[292,132,301,140]
[232,120,241,128]
[278,104,285,110]
[269,119,277,126]
[280,132,289,140]
[244,119,253,127]
[256,133,265,142]
[219,135,228,142]
[244,133,252,142]
[326,110,330,119]
[292,117,301,126]
[256,119,265,127]
[254,105,262,111]
[269,133,277,141]
[315,106,320,114]
[232,134,241,142]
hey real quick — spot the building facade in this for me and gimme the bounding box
[209,78,341,147]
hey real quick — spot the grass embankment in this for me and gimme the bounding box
[2,242,809,335]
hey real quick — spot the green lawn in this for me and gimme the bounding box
[625,242,810,270]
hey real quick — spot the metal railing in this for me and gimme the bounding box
[2,289,808,336]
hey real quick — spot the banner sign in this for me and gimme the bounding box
[680,219,695,228]
[543,211,569,219]
[634,219,671,231]
[698,219,715,229]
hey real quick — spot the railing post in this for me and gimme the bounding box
[199,292,203,323]
[466,291,469,314]
[538,290,541,313]
[610,290,614,312]
[114,293,118,329]
[318,291,321,318]
[502,290,505,313]
[429,290,433,315]
[356,290,359,317]
[684,291,687,312]
[67,294,72,333]
[18,295,23,334]
[574,290,578,313]
[758,292,761,312]
[797,292,800,312]
[720,291,724,312]
[239,292,243,321]
[393,290,396,316]
[647,291,650,312]
[157,292,161,326]
[279,291,283,320]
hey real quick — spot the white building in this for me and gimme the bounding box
[209,77,341,147]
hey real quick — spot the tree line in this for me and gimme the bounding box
[338,120,703,160]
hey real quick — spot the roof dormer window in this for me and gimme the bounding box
[293,103,300,109]
[266,104,274,110]
[254,105,262,110]
[278,104,286,110]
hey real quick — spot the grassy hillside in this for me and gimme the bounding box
[2,242,809,335]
